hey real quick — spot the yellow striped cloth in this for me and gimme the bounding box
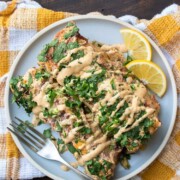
[0,0,179,179]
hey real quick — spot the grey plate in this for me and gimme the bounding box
[5,15,177,180]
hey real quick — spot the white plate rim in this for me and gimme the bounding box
[4,15,177,180]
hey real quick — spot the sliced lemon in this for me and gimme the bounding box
[126,60,167,97]
[120,29,152,61]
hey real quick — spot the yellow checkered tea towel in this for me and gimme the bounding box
[0,0,179,179]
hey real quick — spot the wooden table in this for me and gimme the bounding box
[36,0,180,19]
[30,0,179,179]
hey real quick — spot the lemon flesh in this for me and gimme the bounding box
[120,29,152,61]
[126,60,167,97]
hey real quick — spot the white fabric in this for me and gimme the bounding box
[0,108,8,134]
[9,28,37,51]
[0,1,7,11]
[19,158,44,178]
[0,159,7,180]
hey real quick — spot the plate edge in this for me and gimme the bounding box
[4,15,178,180]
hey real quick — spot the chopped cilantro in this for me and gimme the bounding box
[43,128,52,138]
[86,159,103,176]
[49,39,59,46]
[43,108,59,118]
[35,70,50,80]
[57,139,65,150]
[59,63,67,71]
[71,50,84,61]
[28,74,33,87]
[10,76,37,113]
[67,42,79,50]
[66,143,79,154]
[65,99,82,118]
[54,121,63,132]
[110,79,116,90]
[46,88,57,106]
[64,68,106,103]
[37,39,58,62]
[78,127,92,135]
[57,138,66,153]
[57,138,64,144]
[114,101,128,118]
[86,158,112,178]
[130,84,136,91]
[53,42,66,63]
[64,26,79,39]
[37,119,45,125]
[66,22,75,27]
[73,121,84,127]
[123,54,133,66]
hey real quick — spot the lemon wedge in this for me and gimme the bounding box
[126,60,167,97]
[120,29,152,61]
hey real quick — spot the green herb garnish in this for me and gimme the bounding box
[37,39,58,62]
[110,79,116,90]
[78,127,92,135]
[53,42,66,63]
[35,70,50,80]
[67,42,79,50]
[123,54,133,66]
[71,50,84,61]
[64,26,79,39]
[46,88,57,106]
[43,128,52,138]
[54,121,63,132]
[66,143,79,154]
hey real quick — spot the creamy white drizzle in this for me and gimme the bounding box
[61,165,69,171]
[78,141,111,165]
[63,127,82,144]
[33,82,50,108]
[57,46,94,85]
[101,44,128,52]
[114,108,154,138]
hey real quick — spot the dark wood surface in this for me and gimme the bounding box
[36,0,180,19]
[4,0,179,179]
